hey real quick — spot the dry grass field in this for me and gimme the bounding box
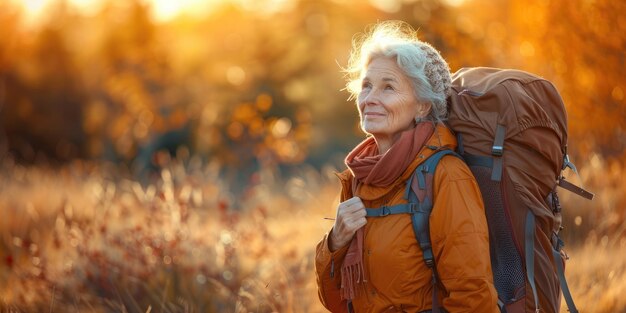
[0,153,624,312]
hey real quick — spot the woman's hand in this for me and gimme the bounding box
[329,196,367,251]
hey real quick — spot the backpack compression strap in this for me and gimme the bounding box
[458,131,594,200]
[364,149,460,313]
[552,239,579,313]
[455,126,505,182]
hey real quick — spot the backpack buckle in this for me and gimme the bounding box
[424,257,435,268]
[491,124,506,157]
[380,206,391,216]
[563,154,578,172]
[492,145,503,156]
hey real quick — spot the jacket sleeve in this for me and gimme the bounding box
[315,229,350,313]
[430,156,499,313]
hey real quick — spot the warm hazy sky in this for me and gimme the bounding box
[14,0,468,25]
[15,0,255,24]
[16,0,307,23]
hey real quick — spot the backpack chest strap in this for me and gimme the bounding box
[365,202,431,217]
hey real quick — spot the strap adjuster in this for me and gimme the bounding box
[379,206,391,216]
[424,258,435,268]
[492,145,503,156]
[491,124,506,157]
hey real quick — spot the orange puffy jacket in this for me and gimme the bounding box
[315,124,499,313]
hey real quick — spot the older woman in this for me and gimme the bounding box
[315,21,498,312]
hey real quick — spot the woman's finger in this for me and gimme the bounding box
[344,196,361,206]
[354,217,367,229]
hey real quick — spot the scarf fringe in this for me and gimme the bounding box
[340,259,367,300]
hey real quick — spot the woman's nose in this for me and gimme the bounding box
[362,88,381,106]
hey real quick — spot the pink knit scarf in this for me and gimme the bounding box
[340,122,435,300]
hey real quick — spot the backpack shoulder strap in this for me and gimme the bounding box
[408,149,461,269]
[410,149,460,313]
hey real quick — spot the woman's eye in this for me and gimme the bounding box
[384,84,394,90]
[361,82,372,90]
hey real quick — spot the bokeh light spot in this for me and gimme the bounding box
[368,0,401,13]
[222,270,233,281]
[440,0,466,7]
[256,94,273,112]
[227,122,244,140]
[271,118,292,138]
[226,66,246,85]
[196,274,207,284]
[574,216,582,226]
[220,231,233,245]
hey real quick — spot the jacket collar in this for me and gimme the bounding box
[336,123,457,201]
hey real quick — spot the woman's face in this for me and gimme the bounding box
[357,57,429,144]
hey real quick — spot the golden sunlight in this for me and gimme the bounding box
[13,0,229,24]
[440,0,467,7]
[16,0,104,23]
[150,0,221,20]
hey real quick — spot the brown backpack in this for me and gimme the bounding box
[447,67,593,313]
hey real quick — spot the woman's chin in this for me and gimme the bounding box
[363,130,390,142]
[363,128,385,137]
[362,123,387,134]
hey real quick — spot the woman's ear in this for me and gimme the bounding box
[416,102,432,119]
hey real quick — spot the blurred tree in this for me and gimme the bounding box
[0,0,623,175]
[537,0,625,158]
[82,0,181,163]
[1,1,85,163]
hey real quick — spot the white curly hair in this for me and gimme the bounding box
[345,21,452,122]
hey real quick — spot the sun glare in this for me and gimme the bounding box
[16,0,103,24]
[440,0,467,7]
[22,0,47,15]
[13,0,227,24]
[151,0,218,21]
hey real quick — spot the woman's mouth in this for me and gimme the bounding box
[364,112,385,117]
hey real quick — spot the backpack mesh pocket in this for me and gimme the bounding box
[470,165,526,303]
